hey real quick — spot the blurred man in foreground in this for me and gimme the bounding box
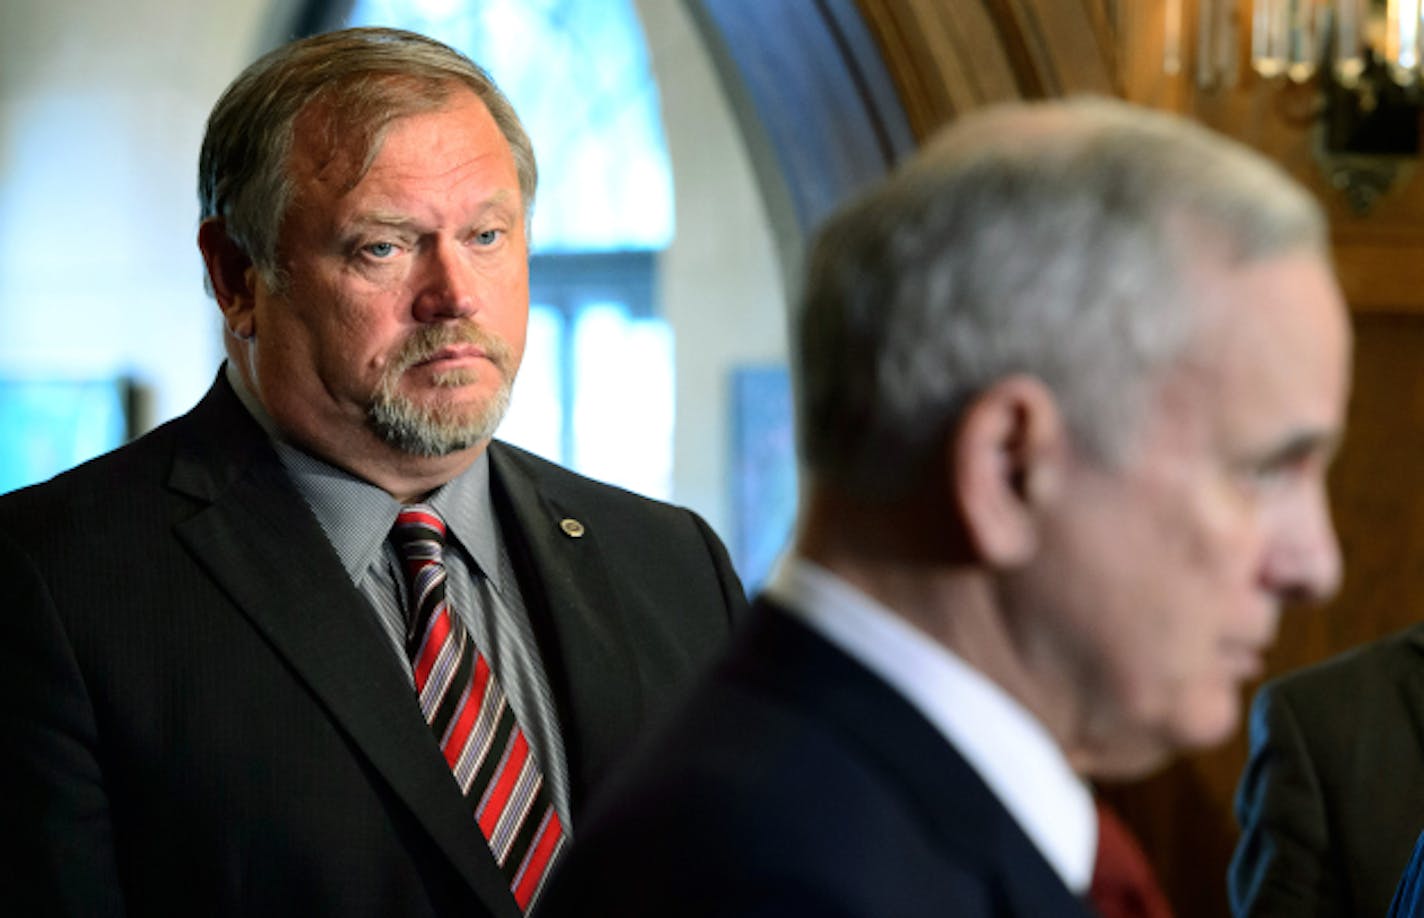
[535,96,1352,917]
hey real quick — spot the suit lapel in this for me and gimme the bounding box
[488,444,642,810]
[167,379,520,917]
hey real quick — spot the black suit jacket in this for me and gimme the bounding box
[1230,624,1424,917]
[535,598,1094,917]
[0,375,746,917]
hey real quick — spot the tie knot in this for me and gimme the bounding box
[391,504,449,651]
[392,504,447,571]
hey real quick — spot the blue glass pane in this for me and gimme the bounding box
[729,366,797,589]
[0,379,128,494]
[347,0,675,253]
[569,303,673,499]
[499,304,565,462]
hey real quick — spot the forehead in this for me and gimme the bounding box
[287,87,513,201]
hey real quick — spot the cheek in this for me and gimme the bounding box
[1148,522,1244,674]
[1147,493,1266,744]
[252,295,321,377]
[1150,469,1263,599]
[1097,492,1250,704]
[1042,465,1265,759]
[287,288,404,387]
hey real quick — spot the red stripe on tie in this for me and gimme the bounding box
[403,508,445,534]
[442,655,491,769]
[412,607,453,687]
[478,731,530,838]
[512,811,564,910]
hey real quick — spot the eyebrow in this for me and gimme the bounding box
[349,212,418,231]
[1257,427,1342,469]
[348,191,521,231]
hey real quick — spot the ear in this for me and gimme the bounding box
[197,218,259,341]
[950,375,1068,567]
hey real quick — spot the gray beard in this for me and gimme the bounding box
[368,371,511,457]
[366,324,515,458]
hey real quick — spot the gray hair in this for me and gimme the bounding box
[198,26,536,290]
[795,95,1329,499]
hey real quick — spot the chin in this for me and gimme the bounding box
[1079,738,1175,782]
[1082,693,1242,781]
[368,393,507,458]
[1169,693,1242,753]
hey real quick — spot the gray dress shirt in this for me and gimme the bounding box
[225,364,572,827]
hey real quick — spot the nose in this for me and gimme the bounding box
[412,239,478,323]
[1263,482,1342,606]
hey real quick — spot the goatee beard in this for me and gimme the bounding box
[367,323,514,458]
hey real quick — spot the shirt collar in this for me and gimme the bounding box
[225,361,505,592]
[765,554,1097,895]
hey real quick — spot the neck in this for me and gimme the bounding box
[329,441,485,504]
[223,359,483,503]
[795,485,1095,775]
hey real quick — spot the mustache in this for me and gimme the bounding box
[389,323,513,376]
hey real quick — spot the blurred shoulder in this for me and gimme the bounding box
[1262,623,1424,708]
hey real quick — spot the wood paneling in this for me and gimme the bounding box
[1000,0,1119,95]
[1124,1,1424,316]
[856,0,1020,131]
[860,0,1424,314]
[857,0,1116,134]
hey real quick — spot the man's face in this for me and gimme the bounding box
[244,89,529,463]
[1016,249,1352,776]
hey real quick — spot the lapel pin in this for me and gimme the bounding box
[560,518,585,538]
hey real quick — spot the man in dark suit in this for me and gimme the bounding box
[1231,627,1424,916]
[535,97,1352,916]
[0,27,745,917]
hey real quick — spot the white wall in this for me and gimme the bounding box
[635,0,788,539]
[0,0,283,423]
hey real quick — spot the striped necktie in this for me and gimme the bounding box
[391,504,565,911]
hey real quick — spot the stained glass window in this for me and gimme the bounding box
[348,0,674,253]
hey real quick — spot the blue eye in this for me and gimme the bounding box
[474,229,502,247]
[1243,453,1312,494]
[364,241,397,258]
[1247,465,1289,490]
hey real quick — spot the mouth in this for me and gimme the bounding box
[383,324,513,390]
[412,344,489,370]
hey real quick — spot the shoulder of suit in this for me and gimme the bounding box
[1265,622,1424,701]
